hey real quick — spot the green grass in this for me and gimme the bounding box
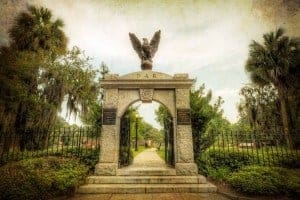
[132,146,146,157]
[156,147,165,160]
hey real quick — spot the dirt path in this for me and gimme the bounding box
[130,148,166,168]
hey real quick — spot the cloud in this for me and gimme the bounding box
[3,0,297,125]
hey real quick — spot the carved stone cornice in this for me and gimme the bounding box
[101,71,194,89]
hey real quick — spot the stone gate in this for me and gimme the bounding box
[95,70,198,176]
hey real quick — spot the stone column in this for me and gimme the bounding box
[175,89,198,175]
[95,89,119,175]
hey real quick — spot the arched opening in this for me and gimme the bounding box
[118,101,174,168]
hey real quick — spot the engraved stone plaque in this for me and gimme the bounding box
[140,89,154,103]
[102,108,117,125]
[177,109,191,125]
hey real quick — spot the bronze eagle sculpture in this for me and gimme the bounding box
[129,30,161,70]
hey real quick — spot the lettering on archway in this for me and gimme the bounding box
[95,70,198,176]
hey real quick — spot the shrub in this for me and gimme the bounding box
[206,167,231,181]
[197,149,255,175]
[227,165,300,196]
[273,154,300,168]
[0,157,88,200]
[64,147,100,172]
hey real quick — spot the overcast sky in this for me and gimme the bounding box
[3,0,298,129]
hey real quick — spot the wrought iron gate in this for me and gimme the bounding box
[164,118,174,166]
[119,115,131,167]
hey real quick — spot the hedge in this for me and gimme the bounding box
[227,165,300,196]
[0,157,88,200]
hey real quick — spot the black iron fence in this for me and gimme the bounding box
[199,130,300,169]
[0,127,100,166]
[1,127,299,169]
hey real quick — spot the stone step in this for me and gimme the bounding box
[117,168,176,176]
[77,183,217,194]
[86,175,207,184]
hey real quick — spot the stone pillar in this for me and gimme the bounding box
[175,89,198,175]
[95,89,119,175]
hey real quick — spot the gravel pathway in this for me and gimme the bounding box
[130,148,167,168]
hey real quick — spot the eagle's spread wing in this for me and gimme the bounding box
[150,30,161,57]
[129,33,143,59]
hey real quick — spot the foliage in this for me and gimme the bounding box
[139,120,163,147]
[227,166,300,196]
[132,146,146,157]
[63,148,100,172]
[81,62,109,129]
[190,84,227,158]
[197,149,254,176]
[0,157,88,200]
[238,85,282,134]
[154,84,228,158]
[273,153,300,169]
[155,105,172,127]
[206,167,231,181]
[245,28,300,149]
[81,101,102,130]
[156,146,165,160]
[0,5,100,152]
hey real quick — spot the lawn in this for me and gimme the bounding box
[156,147,165,160]
[132,146,146,157]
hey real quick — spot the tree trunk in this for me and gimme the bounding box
[278,93,294,149]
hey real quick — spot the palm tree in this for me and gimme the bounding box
[9,5,67,55]
[7,5,68,150]
[245,28,299,149]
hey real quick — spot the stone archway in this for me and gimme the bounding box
[118,99,175,167]
[95,70,198,176]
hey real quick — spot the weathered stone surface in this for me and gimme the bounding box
[177,139,194,163]
[140,88,154,102]
[94,163,118,176]
[103,89,118,108]
[77,183,217,194]
[175,163,198,175]
[99,125,118,163]
[118,89,140,117]
[87,175,207,184]
[176,125,194,162]
[104,74,119,79]
[153,89,175,117]
[119,71,172,80]
[177,125,193,141]
[173,73,189,79]
[176,89,190,108]
[97,71,197,177]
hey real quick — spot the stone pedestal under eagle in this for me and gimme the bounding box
[129,30,161,70]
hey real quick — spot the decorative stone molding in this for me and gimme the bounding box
[140,89,154,103]
[104,74,119,79]
[173,73,188,79]
[120,71,173,80]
